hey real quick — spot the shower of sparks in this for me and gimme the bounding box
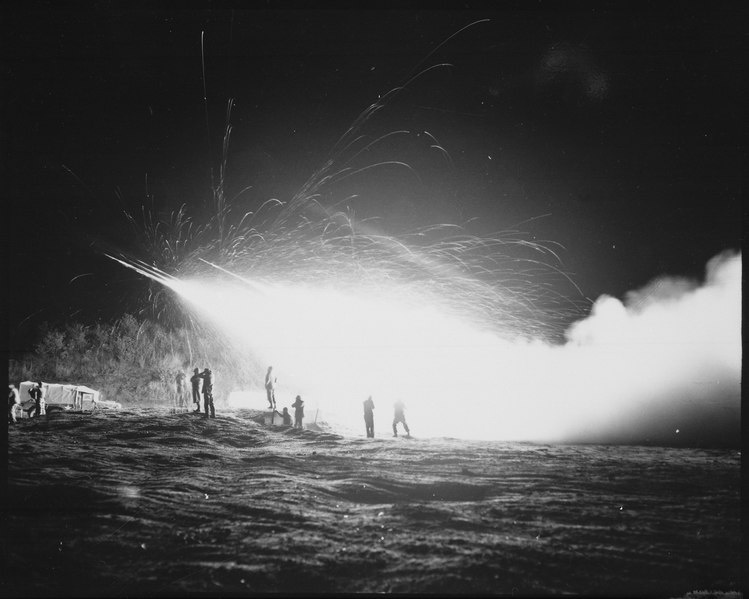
[107,241,569,440]
[105,125,585,441]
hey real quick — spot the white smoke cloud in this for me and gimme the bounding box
[555,250,741,445]
[395,249,741,446]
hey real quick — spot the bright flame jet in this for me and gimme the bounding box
[109,251,741,446]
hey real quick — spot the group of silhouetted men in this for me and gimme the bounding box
[362,395,410,439]
[12,370,412,439]
[7,382,46,424]
[279,395,305,429]
[174,367,215,418]
[266,366,305,429]
[11,367,412,438]
[167,363,411,436]
[265,365,409,437]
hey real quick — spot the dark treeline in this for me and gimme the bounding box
[8,314,259,405]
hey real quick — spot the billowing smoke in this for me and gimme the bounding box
[552,250,741,446]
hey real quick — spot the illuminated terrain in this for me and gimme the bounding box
[4,409,741,596]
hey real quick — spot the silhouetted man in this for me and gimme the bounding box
[363,395,375,438]
[200,368,215,418]
[190,368,202,413]
[292,395,304,429]
[392,399,410,437]
[8,384,20,424]
[28,382,46,418]
[265,366,276,410]
[175,371,187,408]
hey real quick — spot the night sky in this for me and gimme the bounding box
[4,3,744,353]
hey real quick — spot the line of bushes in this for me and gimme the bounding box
[8,314,262,406]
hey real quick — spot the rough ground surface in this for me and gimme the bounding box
[4,408,741,596]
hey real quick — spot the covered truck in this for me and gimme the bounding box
[17,381,121,416]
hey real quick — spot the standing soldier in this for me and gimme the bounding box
[175,370,187,409]
[291,395,304,429]
[201,368,215,419]
[28,381,46,418]
[190,368,202,413]
[265,366,277,410]
[392,399,410,438]
[363,395,375,438]
[8,384,21,424]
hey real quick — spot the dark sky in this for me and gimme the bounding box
[4,3,744,353]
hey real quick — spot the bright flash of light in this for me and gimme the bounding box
[109,249,741,444]
[165,275,557,440]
